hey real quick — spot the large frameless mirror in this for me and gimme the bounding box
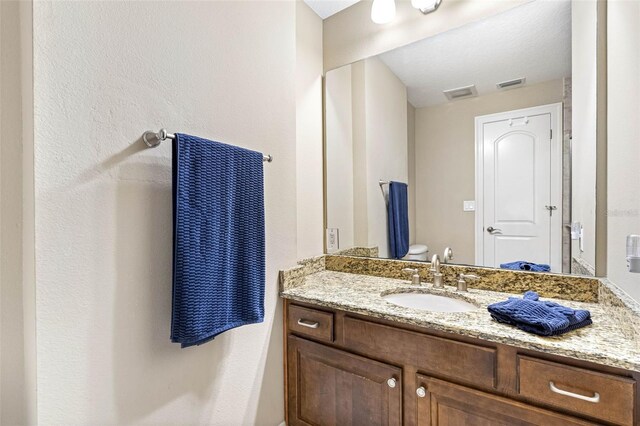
[325,0,599,276]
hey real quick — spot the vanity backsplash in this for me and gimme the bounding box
[281,255,602,303]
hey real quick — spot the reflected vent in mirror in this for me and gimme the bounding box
[496,77,526,90]
[443,85,478,101]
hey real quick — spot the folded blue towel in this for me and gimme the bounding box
[388,181,410,259]
[500,261,550,272]
[488,291,592,336]
[171,133,265,347]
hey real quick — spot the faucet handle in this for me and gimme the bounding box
[402,268,421,286]
[459,273,479,281]
[457,273,479,292]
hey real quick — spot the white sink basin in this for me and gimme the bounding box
[382,292,478,313]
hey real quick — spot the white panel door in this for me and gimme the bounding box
[478,106,562,272]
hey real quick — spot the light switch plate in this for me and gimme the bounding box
[463,200,476,212]
[326,228,339,252]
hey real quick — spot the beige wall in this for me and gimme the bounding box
[571,0,597,273]
[325,65,355,250]
[33,1,297,423]
[0,1,36,424]
[351,61,370,247]
[414,79,564,265]
[608,0,640,301]
[326,57,408,256]
[323,0,530,72]
[296,2,324,259]
[407,102,416,245]
[363,57,408,258]
[0,3,24,422]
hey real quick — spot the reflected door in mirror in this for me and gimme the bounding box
[477,105,562,272]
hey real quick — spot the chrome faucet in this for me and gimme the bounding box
[457,273,479,292]
[402,268,421,286]
[430,254,444,288]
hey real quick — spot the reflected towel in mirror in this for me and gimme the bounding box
[388,181,409,259]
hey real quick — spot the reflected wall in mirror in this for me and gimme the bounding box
[325,0,599,276]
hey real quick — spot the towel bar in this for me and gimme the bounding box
[143,128,273,162]
[379,180,409,197]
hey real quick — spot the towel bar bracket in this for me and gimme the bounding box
[143,129,174,148]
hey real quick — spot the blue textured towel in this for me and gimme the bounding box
[500,261,550,272]
[388,181,409,259]
[488,291,592,336]
[171,133,265,348]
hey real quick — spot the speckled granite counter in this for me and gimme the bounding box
[280,264,640,372]
[324,255,600,302]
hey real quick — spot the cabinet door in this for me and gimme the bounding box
[415,375,597,426]
[287,335,402,426]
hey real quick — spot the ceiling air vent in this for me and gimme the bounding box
[496,77,526,90]
[443,85,478,101]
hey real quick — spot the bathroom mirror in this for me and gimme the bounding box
[324,0,600,276]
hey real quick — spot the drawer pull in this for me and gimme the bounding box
[416,386,426,398]
[387,378,397,388]
[549,381,600,403]
[297,319,319,329]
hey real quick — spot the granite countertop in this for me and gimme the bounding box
[281,269,640,372]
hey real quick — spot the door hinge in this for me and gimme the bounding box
[550,129,553,140]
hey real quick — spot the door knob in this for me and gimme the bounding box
[486,226,502,234]
[416,386,426,398]
[387,378,397,388]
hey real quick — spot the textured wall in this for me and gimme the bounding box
[33,1,296,423]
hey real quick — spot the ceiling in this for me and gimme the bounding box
[378,0,572,108]
[304,0,361,19]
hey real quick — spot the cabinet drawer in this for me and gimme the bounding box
[343,316,497,390]
[287,304,334,342]
[517,355,636,425]
[416,375,598,426]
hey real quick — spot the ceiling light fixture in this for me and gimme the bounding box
[371,0,442,24]
[371,0,396,24]
[411,0,442,14]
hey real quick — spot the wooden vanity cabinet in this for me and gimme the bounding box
[284,300,638,426]
[287,335,402,426]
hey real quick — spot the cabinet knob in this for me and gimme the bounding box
[387,378,397,388]
[416,386,426,398]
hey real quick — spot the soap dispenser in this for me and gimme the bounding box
[627,235,640,273]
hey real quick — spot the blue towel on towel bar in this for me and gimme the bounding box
[500,261,550,272]
[171,133,265,347]
[488,291,592,336]
[388,181,409,259]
